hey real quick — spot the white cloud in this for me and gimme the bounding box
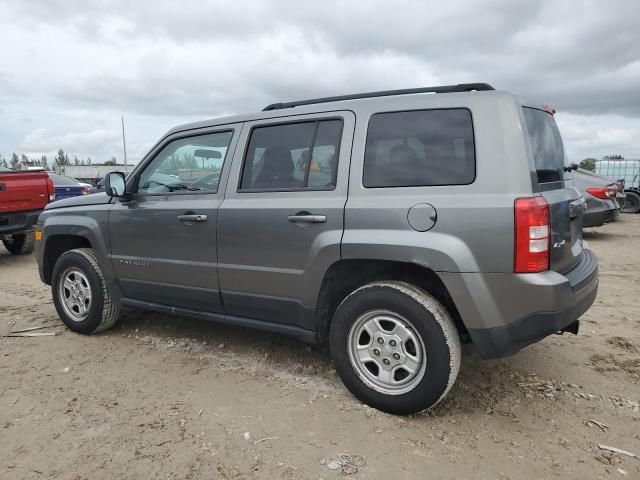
[20,128,121,160]
[1,0,639,162]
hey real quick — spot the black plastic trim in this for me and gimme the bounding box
[119,298,318,343]
[469,250,599,359]
[469,284,597,359]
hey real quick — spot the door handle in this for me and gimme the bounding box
[177,214,208,223]
[287,213,327,223]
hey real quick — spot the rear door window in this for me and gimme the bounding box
[522,107,566,184]
[239,119,343,191]
[363,109,475,188]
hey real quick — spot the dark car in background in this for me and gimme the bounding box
[573,168,620,227]
[48,173,91,201]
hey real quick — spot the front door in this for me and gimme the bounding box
[218,112,355,330]
[109,126,240,313]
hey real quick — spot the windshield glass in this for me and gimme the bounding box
[522,107,566,184]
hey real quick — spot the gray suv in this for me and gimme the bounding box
[35,83,598,414]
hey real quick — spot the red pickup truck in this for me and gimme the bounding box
[0,168,55,255]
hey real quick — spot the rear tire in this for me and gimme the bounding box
[2,231,35,255]
[329,281,461,415]
[621,191,640,214]
[51,248,120,334]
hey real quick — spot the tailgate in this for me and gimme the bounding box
[540,187,584,273]
[522,107,584,274]
[0,171,50,213]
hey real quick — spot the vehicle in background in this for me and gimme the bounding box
[47,173,91,201]
[0,167,55,254]
[595,159,640,213]
[573,169,620,227]
[89,178,105,194]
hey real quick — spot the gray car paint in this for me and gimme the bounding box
[35,89,597,350]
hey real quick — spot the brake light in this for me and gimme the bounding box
[80,187,90,195]
[514,197,550,273]
[46,176,55,202]
[585,187,612,200]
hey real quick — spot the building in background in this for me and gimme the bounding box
[53,164,129,184]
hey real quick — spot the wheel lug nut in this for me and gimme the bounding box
[383,358,390,365]
[393,353,400,360]
[390,340,397,347]
[377,338,384,345]
[373,348,380,356]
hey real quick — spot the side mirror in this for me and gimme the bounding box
[105,172,127,197]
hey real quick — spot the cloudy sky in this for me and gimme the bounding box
[1,0,639,165]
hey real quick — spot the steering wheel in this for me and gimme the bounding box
[190,173,220,191]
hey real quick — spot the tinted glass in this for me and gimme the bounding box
[137,131,233,194]
[240,119,343,190]
[522,107,566,184]
[363,109,475,187]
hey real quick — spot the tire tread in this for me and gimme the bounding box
[66,248,119,332]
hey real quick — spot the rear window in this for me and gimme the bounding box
[522,107,566,184]
[363,109,475,188]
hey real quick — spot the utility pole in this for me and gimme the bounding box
[121,116,128,172]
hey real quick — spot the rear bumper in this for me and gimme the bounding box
[0,210,41,235]
[583,207,618,227]
[440,249,599,359]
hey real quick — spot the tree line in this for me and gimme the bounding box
[579,154,625,172]
[0,149,119,170]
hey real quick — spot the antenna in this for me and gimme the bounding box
[121,116,128,172]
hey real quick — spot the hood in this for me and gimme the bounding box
[45,192,112,210]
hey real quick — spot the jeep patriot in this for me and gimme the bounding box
[35,83,598,414]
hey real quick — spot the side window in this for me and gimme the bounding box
[137,131,233,194]
[240,119,343,191]
[363,109,475,188]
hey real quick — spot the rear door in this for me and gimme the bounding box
[522,107,583,273]
[217,112,354,330]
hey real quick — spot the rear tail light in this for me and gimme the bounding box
[514,197,550,273]
[585,187,613,200]
[80,187,90,195]
[46,177,55,202]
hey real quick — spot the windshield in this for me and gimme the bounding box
[522,107,566,184]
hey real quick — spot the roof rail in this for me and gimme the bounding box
[262,83,494,111]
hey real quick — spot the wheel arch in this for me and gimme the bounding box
[315,259,468,343]
[42,234,92,284]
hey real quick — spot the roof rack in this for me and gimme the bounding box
[262,83,494,111]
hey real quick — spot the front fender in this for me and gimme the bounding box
[37,207,121,301]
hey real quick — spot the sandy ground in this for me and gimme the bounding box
[1,216,639,480]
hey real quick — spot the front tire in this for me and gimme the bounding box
[2,231,35,255]
[329,281,461,415]
[51,248,120,334]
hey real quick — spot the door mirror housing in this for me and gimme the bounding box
[105,171,127,198]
